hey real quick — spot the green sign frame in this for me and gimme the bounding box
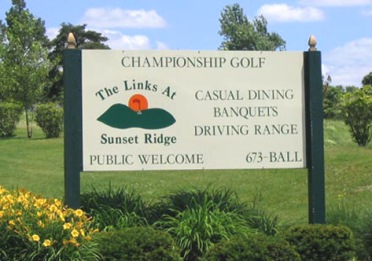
[63,49,325,224]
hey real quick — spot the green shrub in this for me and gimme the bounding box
[148,188,280,260]
[148,188,279,236]
[241,194,280,236]
[0,102,22,137]
[147,188,279,235]
[323,85,344,119]
[327,202,370,260]
[81,185,146,214]
[81,185,148,231]
[202,233,300,261]
[362,215,372,260]
[285,224,356,261]
[88,208,148,231]
[156,200,252,261]
[35,103,63,138]
[148,188,246,221]
[94,226,181,261]
[342,86,372,146]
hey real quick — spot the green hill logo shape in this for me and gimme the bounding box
[97,94,176,130]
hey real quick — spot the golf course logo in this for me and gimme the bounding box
[97,94,176,129]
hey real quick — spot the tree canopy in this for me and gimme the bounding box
[0,0,51,137]
[46,23,110,102]
[0,20,6,101]
[342,85,372,146]
[362,72,372,86]
[218,4,286,51]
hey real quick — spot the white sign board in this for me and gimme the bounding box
[82,50,306,171]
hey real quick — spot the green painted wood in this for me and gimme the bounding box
[304,51,326,224]
[63,49,82,209]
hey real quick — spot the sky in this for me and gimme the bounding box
[1,0,372,87]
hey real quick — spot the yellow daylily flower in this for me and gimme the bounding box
[32,234,40,242]
[43,239,52,247]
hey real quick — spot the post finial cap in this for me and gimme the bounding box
[308,35,317,51]
[67,32,76,49]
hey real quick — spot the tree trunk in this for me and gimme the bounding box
[25,107,33,138]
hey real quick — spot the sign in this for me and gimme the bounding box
[81,50,306,171]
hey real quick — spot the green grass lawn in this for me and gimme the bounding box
[1,120,371,224]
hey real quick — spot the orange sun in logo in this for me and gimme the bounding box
[128,94,148,112]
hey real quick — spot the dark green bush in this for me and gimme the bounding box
[0,102,22,137]
[285,224,356,261]
[202,233,300,261]
[93,227,182,261]
[35,103,63,138]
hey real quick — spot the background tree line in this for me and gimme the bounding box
[1,1,372,146]
[323,79,372,146]
[0,0,109,138]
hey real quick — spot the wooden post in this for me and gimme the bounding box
[305,35,326,224]
[63,32,82,209]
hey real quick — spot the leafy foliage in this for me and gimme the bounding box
[149,188,280,237]
[219,4,285,51]
[81,185,148,231]
[202,233,300,261]
[94,227,182,261]
[362,71,372,86]
[323,85,344,119]
[342,86,372,146]
[0,20,6,101]
[362,214,372,260]
[0,102,23,137]
[328,202,372,260]
[151,188,276,261]
[0,0,51,138]
[46,23,110,102]
[156,200,252,261]
[285,224,356,261]
[35,103,63,138]
[148,187,247,222]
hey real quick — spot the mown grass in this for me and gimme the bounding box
[0,120,371,224]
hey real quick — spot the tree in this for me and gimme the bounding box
[218,4,286,51]
[344,86,359,93]
[46,23,110,102]
[323,85,344,119]
[362,72,372,86]
[0,0,51,138]
[0,20,6,101]
[342,86,372,146]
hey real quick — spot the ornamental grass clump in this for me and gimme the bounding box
[0,186,100,260]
